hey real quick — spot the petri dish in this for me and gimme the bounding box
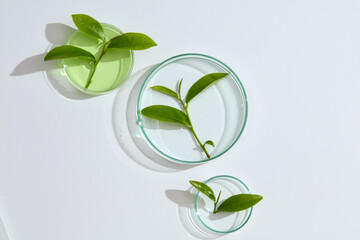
[63,23,133,95]
[137,53,248,164]
[194,175,253,233]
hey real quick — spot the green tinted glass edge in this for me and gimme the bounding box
[62,23,134,95]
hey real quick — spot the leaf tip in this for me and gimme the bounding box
[140,108,147,115]
[150,40,157,47]
[256,194,264,201]
[204,140,215,148]
[71,13,80,21]
[189,180,196,186]
[71,13,87,18]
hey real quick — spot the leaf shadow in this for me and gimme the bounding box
[141,118,188,131]
[10,22,98,100]
[11,53,57,76]
[165,189,205,209]
[11,23,78,77]
[192,145,204,154]
[208,211,234,221]
[45,23,76,45]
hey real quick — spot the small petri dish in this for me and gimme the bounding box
[194,175,252,233]
[62,23,133,95]
[137,53,247,164]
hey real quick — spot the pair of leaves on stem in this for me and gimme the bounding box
[44,14,157,61]
[147,72,228,107]
[141,72,229,158]
[44,32,156,61]
[190,180,263,213]
[44,14,157,88]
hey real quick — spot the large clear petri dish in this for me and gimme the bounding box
[137,53,247,164]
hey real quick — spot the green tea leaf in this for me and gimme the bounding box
[204,140,215,148]
[108,32,157,50]
[72,14,105,40]
[141,105,190,128]
[216,194,263,213]
[151,86,178,98]
[216,190,222,203]
[189,180,216,202]
[178,78,183,95]
[185,72,229,104]
[44,45,96,61]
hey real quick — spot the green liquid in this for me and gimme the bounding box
[63,24,133,94]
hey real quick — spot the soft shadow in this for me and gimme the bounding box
[11,23,75,76]
[11,22,93,100]
[11,53,56,76]
[165,189,205,208]
[45,62,94,100]
[143,119,188,130]
[112,65,195,172]
[192,146,204,154]
[208,211,233,221]
[174,187,223,239]
[45,23,76,44]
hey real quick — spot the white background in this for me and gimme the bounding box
[1,0,360,239]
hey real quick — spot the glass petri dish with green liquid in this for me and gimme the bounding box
[62,23,133,95]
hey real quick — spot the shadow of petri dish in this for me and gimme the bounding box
[111,65,194,172]
[176,187,223,239]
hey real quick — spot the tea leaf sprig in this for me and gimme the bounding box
[190,180,263,214]
[44,14,157,89]
[141,73,228,158]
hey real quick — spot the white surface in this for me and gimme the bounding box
[0,216,9,240]
[1,0,360,239]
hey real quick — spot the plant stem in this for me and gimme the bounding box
[213,201,218,213]
[213,190,222,214]
[178,98,211,158]
[85,39,107,89]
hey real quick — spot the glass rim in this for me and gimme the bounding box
[62,23,134,95]
[136,53,248,164]
[194,175,253,233]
